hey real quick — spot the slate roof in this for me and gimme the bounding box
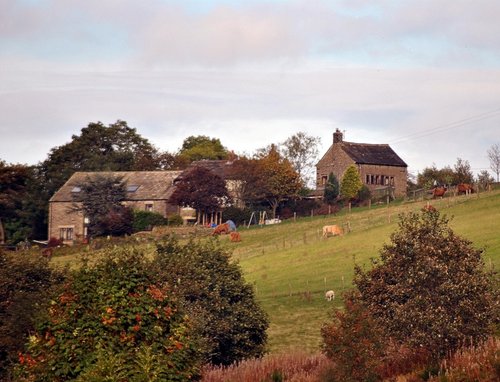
[341,142,407,167]
[50,171,182,202]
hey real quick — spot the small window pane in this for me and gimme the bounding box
[71,186,81,193]
[127,185,140,192]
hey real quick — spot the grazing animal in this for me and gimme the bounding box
[230,232,241,242]
[325,290,335,301]
[432,186,447,198]
[322,225,343,238]
[457,183,474,195]
[212,223,230,235]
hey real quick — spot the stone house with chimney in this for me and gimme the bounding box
[316,129,408,198]
[48,171,181,244]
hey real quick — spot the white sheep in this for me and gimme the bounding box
[325,290,335,301]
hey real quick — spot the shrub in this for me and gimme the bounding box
[0,251,65,381]
[132,210,168,232]
[321,292,385,382]
[168,214,184,226]
[154,237,269,366]
[354,209,497,359]
[15,247,200,381]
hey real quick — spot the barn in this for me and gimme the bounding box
[316,129,408,198]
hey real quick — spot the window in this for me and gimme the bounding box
[321,176,327,186]
[127,185,140,193]
[71,186,81,193]
[390,176,395,186]
[59,227,74,241]
[145,203,153,212]
[366,175,370,184]
[385,176,389,185]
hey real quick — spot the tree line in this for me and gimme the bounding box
[0,121,320,244]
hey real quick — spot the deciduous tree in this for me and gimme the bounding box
[477,170,494,191]
[168,166,230,223]
[487,143,500,182]
[453,157,474,184]
[281,132,320,188]
[256,145,302,218]
[178,135,228,164]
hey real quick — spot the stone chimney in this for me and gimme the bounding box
[333,128,343,144]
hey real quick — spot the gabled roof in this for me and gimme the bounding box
[341,142,407,167]
[50,171,182,202]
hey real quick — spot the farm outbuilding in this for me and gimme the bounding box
[48,171,182,244]
[316,129,408,198]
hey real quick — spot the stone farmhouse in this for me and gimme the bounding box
[48,171,181,244]
[316,129,408,198]
[48,161,242,244]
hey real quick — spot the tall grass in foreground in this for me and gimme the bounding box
[201,337,499,382]
[201,351,331,382]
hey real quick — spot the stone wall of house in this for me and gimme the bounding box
[316,144,355,188]
[122,200,178,217]
[316,143,408,198]
[48,202,85,244]
[358,164,408,197]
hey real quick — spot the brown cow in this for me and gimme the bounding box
[322,225,343,238]
[457,183,474,195]
[230,232,241,242]
[432,186,447,198]
[212,223,230,235]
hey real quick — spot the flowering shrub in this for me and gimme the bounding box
[15,247,200,381]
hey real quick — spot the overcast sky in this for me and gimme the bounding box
[1,0,499,177]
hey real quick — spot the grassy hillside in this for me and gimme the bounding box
[49,190,500,355]
[225,190,500,353]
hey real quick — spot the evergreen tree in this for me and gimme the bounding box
[323,172,339,205]
[340,165,362,201]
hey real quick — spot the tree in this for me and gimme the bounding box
[323,172,340,205]
[168,166,231,223]
[0,161,33,244]
[178,135,228,164]
[477,170,494,191]
[226,156,264,208]
[487,143,500,182]
[15,247,200,381]
[256,145,302,218]
[40,120,161,199]
[417,165,454,188]
[0,252,65,381]
[340,165,362,202]
[72,175,132,238]
[154,237,268,366]
[453,157,474,184]
[353,209,496,359]
[281,132,320,188]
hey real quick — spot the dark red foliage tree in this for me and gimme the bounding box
[169,166,231,223]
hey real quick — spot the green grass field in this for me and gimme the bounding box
[225,190,500,353]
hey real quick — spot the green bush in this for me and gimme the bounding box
[168,214,184,226]
[354,209,497,359]
[132,210,168,232]
[15,247,200,381]
[0,251,65,381]
[154,237,269,365]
